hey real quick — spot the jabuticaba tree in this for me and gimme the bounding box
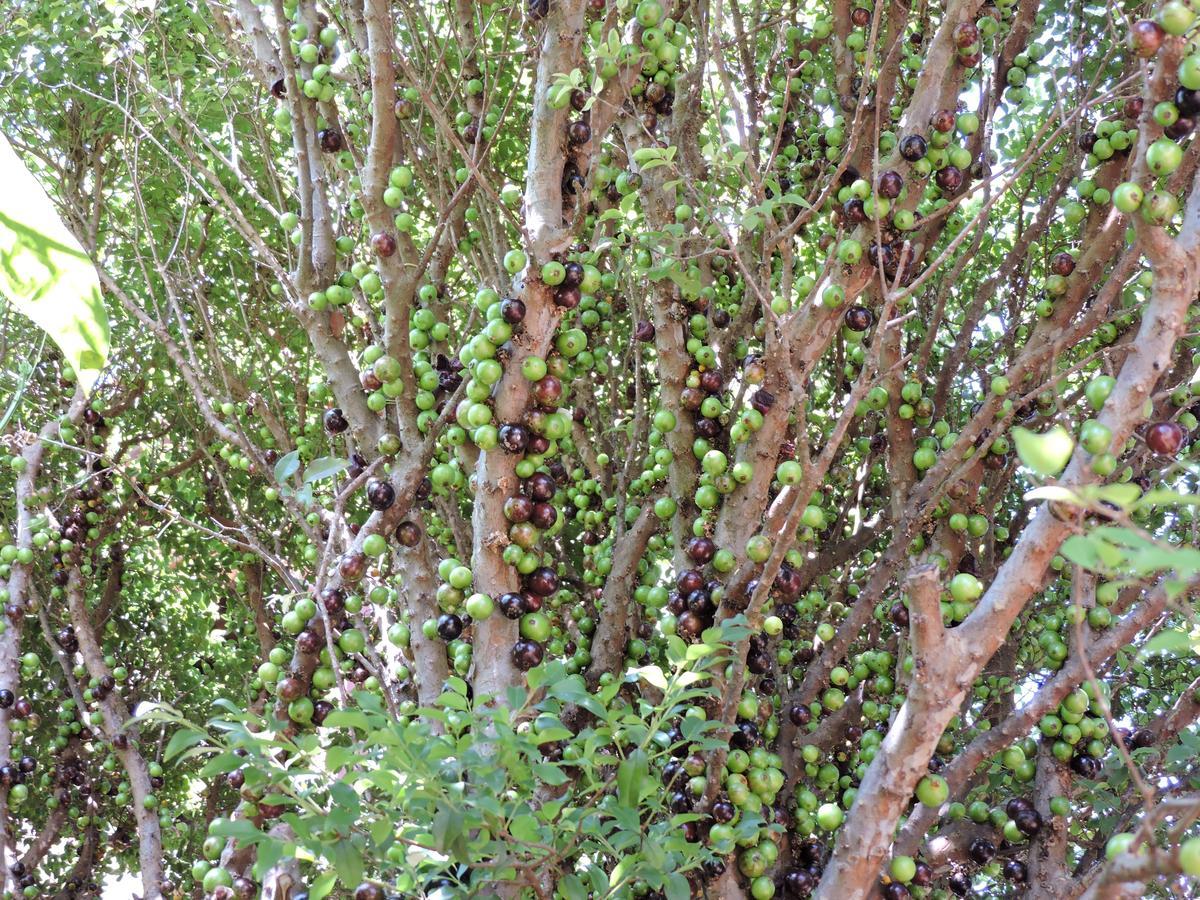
[5,0,1200,897]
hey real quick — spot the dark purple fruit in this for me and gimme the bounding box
[900,135,928,162]
[499,593,526,619]
[498,423,531,453]
[1146,421,1186,456]
[512,639,544,670]
[436,614,464,641]
[366,479,395,511]
[323,408,349,434]
[967,837,995,864]
[935,165,964,192]
[878,170,903,199]
[318,129,343,153]
[844,305,873,331]
[501,298,526,324]
[1001,859,1027,883]
[395,521,422,546]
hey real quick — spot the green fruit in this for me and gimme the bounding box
[503,249,527,273]
[1161,1,1196,35]
[1147,138,1183,176]
[1106,832,1136,859]
[1085,375,1116,409]
[816,802,844,831]
[1080,420,1112,454]
[1112,182,1144,214]
[890,856,917,884]
[202,868,233,892]
[338,628,366,654]
[950,573,982,603]
[465,593,494,620]
[520,612,551,642]
[750,875,775,900]
[746,535,772,563]
[915,774,949,807]
[541,261,566,285]
[1179,836,1200,876]
[288,697,314,724]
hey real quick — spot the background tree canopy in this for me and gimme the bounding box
[2,0,1200,897]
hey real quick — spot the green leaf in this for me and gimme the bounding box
[436,690,469,710]
[631,665,668,691]
[509,813,541,844]
[322,709,369,731]
[1013,425,1075,477]
[370,817,392,847]
[1140,628,1198,657]
[432,806,462,851]
[617,748,648,808]
[273,450,301,484]
[547,674,605,717]
[1092,482,1142,509]
[0,136,110,392]
[200,752,247,777]
[308,872,338,900]
[332,839,363,889]
[1060,534,1120,572]
[304,456,348,484]
[251,840,283,880]
[561,875,588,900]
[163,728,205,763]
[533,762,569,785]
[664,873,691,900]
[642,835,667,870]
[330,781,361,819]
[208,818,263,841]
[1137,489,1200,509]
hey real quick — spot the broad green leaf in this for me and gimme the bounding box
[200,752,247,777]
[533,762,569,786]
[308,872,338,900]
[665,873,691,900]
[273,450,301,484]
[509,813,541,844]
[163,728,205,762]
[1091,483,1142,509]
[547,674,606,717]
[642,835,667,870]
[322,709,370,731]
[1136,489,1200,509]
[1013,425,1074,477]
[370,817,392,847]
[208,817,263,841]
[0,136,109,392]
[561,875,588,900]
[631,665,668,691]
[251,840,284,880]
[1140,629,1198,657]
[1062,534,1121,571]
[304,456,348,484]
[616,748,648,808]
[332,839,363,889]
[432,806,462,851]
